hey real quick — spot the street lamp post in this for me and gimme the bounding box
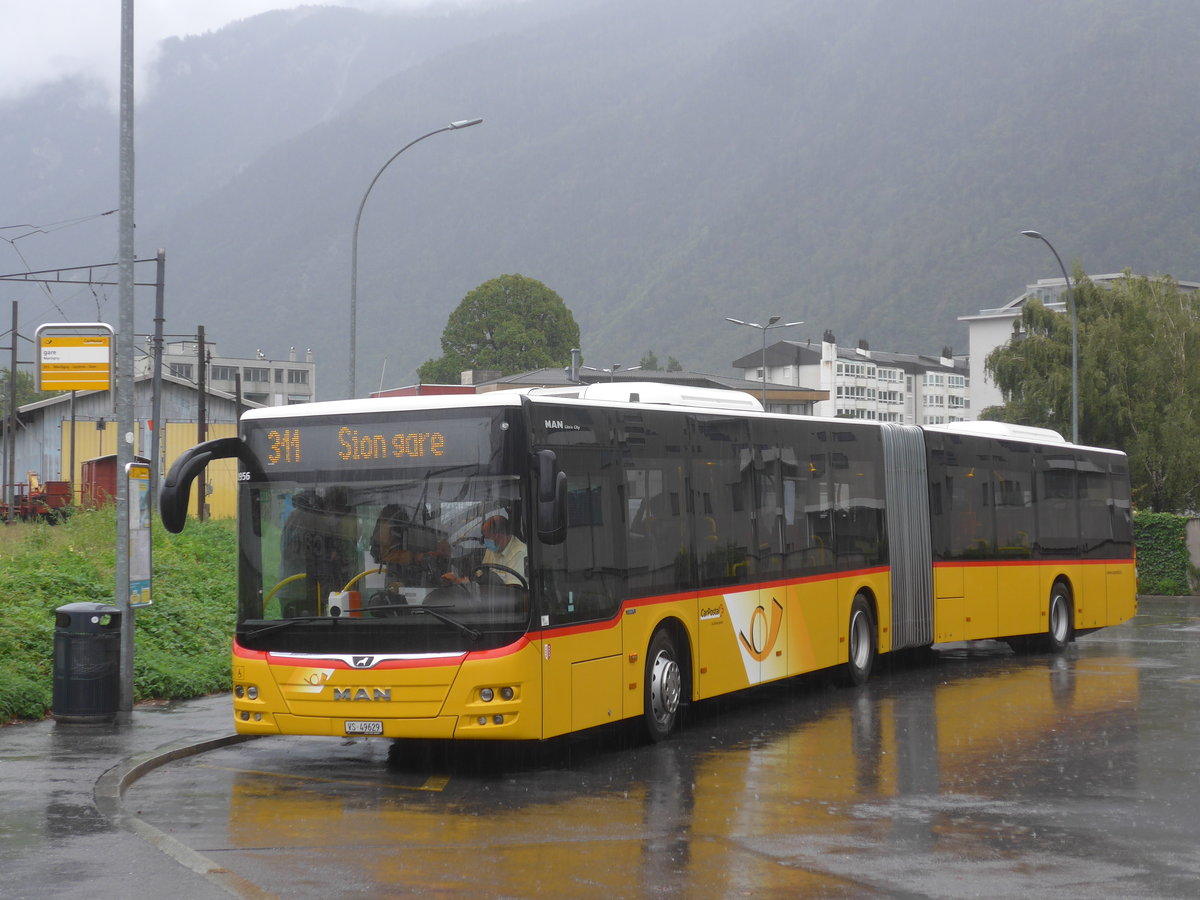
[348,118,483,397]
[725,315,803,406]
[1020,230,1078,443]
[582,363,641,382]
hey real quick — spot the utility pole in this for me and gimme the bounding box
[115,0,137,718]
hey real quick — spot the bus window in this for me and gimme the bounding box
[692,416,755,588]
[829,427,886,570]
[753,420,833,578]
[622,411,692,596]
[1078,451,1123,558]
[992,441,1034,559]
[1108,456,1134,558]
[750,440,790,577]
[1036,451,1080,556]
[928,433,996,561]
[536,446,624,625]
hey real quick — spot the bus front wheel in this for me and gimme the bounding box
[843,594,876,687]
[643,629,682,742]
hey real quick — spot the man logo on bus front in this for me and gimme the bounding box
[352,656,376,668]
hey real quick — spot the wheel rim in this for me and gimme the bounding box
[649,650,681,726]
[1050,592,1069,644]
[849,609,871,671]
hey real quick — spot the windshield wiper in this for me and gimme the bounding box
[243,604,483,641]
[243,615,338,638]
[362,603,482,641]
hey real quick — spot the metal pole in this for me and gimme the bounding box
[69,391,77,502]
[1020,231,1079,443]
[761,327,769,405]
[6,302,16,523]
[196,325,207,521]
[116,0,136,717]
[149,249,165,506]
[349,118,482,398]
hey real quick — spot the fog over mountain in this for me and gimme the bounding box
[3,0,1198,397]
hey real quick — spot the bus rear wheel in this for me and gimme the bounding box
[1039,581,1073,653]
[643,629,682,742]
[843,594,876,687]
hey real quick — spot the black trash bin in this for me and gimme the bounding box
[52,602,121,723]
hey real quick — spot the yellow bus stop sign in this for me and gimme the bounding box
[36,329,113,392]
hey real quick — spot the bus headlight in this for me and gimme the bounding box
[480,687,495,702]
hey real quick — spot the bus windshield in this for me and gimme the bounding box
[235,405,531,654]
[241,473,528,651]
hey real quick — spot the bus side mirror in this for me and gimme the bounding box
[159,437,249,533]
[535,449,567,545]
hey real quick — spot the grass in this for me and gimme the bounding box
[0,507,237,722]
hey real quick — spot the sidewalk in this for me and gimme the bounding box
[0,693,253,900]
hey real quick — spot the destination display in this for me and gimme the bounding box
[243,412,508,474]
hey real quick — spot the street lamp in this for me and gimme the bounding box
[725,315,803,406]
[1020,230,1078,443]
[348,117,483,397]
[582,363,641,382]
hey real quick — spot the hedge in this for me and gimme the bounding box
[1133,511,1192,596]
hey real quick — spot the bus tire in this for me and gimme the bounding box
[1040,581,1073,653]
[643,628,683,742]
[843,594,876,687]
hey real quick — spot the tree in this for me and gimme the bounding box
[0,368,58,417]
[419,274,580,384]
[982,270,1200,511]
[638,351,683,372]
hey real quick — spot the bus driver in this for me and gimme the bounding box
[444,513,527,586]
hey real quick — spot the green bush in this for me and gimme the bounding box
[1133,511,1191,596]
[0,670,52,721]
[0,509,237,722]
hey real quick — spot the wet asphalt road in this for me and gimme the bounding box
[126,597,1200,899]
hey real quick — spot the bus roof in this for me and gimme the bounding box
[240,382,766,423]
[240,386,1121,456]
[936,420,1067,443]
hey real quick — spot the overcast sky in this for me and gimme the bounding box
[2,1,504,101]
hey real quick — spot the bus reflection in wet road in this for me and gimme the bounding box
[127,598,1200,899]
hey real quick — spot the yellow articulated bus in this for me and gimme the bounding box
[159,382,1136,744]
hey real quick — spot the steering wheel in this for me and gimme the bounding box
[471,563,528,590]
[365,590,403,618]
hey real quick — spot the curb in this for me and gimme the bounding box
[94,732,273,900]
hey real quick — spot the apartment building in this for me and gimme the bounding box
[732,331,970,424]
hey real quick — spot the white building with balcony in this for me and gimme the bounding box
[732,331,969,424]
